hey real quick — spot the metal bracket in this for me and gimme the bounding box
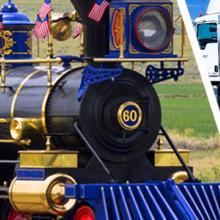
[146,61,184,84]
[77,64,123,100]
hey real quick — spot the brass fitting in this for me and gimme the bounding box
[9,174,76,215]
[10,118,42,141]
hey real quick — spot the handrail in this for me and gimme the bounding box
[0,57,82,92]
[0,57,62,64]
[93,57,189,63]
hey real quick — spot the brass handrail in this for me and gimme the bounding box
[93,57,189,63]
[0,119,10,123]
[0,58,62,64]
[0,139,31,145]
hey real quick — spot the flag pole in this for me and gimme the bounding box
[0,16,5,93]
[119,9,125,59]
[1,39,5,94]
[37,38,40,58]
[47,6,53,87]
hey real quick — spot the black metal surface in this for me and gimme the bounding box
[45,67,83,149]
[83,24,108,57]
[70,0,109,57]
[74,122,115,182]
[0,64,192,185]
[0,66,66,182]
[80,69,161,163]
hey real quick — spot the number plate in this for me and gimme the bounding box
[117,101,142,131]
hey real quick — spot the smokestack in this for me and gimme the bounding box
[70,0,95,24]
[70,0,109,57]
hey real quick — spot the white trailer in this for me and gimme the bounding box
[194,0,220,105]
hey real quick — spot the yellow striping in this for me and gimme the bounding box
[10,70,41,118]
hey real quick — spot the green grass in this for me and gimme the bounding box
[191,148,220,181]
[155,83,217,138]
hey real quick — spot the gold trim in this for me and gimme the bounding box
[153,149,190,167]
[10,70,41,118]
[41,69,73,134]
[0,139,31,145]
[12,52,29,55]
[10,117,42,140]
[19,150,78,168]
[117,101,142,131]
[93,57,188,62]
[0,118,11,123]
[0,58,62,64]
[119,9,125,58]
[0,30,15,55]
[171,171,189,183]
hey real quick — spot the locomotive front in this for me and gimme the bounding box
[0,0,189,218]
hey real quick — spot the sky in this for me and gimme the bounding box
[185,0,209,20]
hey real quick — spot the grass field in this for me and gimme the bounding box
[155,83,217,138]
[154,83,219,181]
[2,0,220,181]
[191,148,220,181]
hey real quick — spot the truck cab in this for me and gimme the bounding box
[195,14,219,82]
[194,0,220,105]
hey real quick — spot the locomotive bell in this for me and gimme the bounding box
[52,13,72,41]
[52,11,78,41]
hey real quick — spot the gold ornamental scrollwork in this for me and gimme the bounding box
[25,31,32,55]
[0,30,15,55]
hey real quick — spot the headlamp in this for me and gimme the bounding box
[135,8,172,51]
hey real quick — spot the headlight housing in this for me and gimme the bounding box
[135,8,172,51]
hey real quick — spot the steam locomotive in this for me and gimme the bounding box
[0,0,190,219]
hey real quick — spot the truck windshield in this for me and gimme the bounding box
[197,23,217,50]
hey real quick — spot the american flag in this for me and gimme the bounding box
[72,23,82,39]
[0,14,4,30]
[33,0,52,39]
[39,0,52,20]
[88,0,109,22]
[34,15,51,39]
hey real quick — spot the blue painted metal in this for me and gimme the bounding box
[1,0,34,66]
[65,180,220,220]
[107,0,175,59]
[16,168,45,180]
[146,62,184,84]
[58,55,83,68]
[175,181,220,220]
[77,64,123,100]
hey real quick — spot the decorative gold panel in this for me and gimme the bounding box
[19,150,78,168]
[0,30,15,55]
[152,149,190,167]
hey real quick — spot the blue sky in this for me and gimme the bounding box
[185,0,209,20]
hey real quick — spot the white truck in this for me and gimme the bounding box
[194,0,220,105]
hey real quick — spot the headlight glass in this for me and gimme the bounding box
[135,8,172,51]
